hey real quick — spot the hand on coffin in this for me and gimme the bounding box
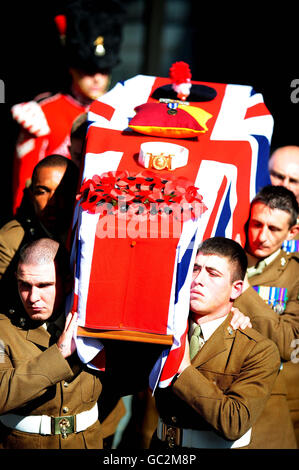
[57,312,78,358]
[230,307,252,330]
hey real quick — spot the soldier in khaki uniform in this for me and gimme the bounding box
[0,238,103,449]
[153,237,287,450]
[234,185,299,446]
[0,156,125,448]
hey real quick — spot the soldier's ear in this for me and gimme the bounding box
[287,223,299,240]
[230,279,244,301]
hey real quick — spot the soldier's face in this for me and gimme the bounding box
[190,252,242,322]
[269,149,299,203]
[70,68,110,100]
[17,261,63,322]
[246,202,294,259]
[31,165,73,233]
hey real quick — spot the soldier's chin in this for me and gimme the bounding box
[28,309,49,322]
[87,90,105,100]
[253,247,270,258]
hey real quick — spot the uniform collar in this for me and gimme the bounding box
[247,248,281,278]
[189,315,228,342]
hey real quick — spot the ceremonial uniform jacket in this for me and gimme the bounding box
[0,310,102,449]
[155,314,296,449]
[11,92,87,213]
[234,249,299,445]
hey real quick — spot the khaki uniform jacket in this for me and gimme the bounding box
[234,249,299,445]
[0,218,26,279]
[0,218,125,443]
[0,311,103,449]
[155,314,296,449]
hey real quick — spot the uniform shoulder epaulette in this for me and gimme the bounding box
[236,325,270,344]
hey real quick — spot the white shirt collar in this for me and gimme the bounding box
[262,248,281,267]
[190,315,227,342]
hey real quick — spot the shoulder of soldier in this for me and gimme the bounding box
[0,218,24,232]
[0,218,25,246]
[0,311,25,340]
[235,324,278,350]
[34,92,65,108]
[0,311,8,320]
[286,251,299,262]
[0,311,13,324]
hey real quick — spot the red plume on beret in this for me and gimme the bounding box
[169,61,192,85]
[54,14,67,37]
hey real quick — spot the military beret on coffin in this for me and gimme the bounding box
[64,0,126,73]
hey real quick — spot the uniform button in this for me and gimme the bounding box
[63,382,69,388]
[171,416,177,423]
[62,407,69,414]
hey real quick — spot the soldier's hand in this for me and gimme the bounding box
[230,307,252,330]
[57,312,77,358]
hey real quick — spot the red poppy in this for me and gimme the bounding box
[77,171,207,223]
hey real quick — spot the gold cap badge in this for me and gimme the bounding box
[94,36,106,56]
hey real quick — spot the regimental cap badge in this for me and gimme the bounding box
[94,36,106,56]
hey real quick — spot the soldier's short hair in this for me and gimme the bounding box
[18,238,70,280]
[250,185,299,227]
[197,237,248,282]
[31,154,78,188]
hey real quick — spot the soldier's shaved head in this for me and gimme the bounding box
[19,238,59,266]
[18,238,70,280]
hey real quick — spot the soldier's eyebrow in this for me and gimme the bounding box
[16,278,55,287]
[193,262,223,276]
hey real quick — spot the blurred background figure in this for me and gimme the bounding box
[269,146,299,248]
[268,146,299,204]
[11,0,126,214]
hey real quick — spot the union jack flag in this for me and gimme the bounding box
[69,74,273,389]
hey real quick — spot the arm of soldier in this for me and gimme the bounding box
[178,306,252,376]
[0,315,75,414]
[234,276,299,361]
[173,336,280,441]
[0,344,74,415]
[0,221,25,279]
